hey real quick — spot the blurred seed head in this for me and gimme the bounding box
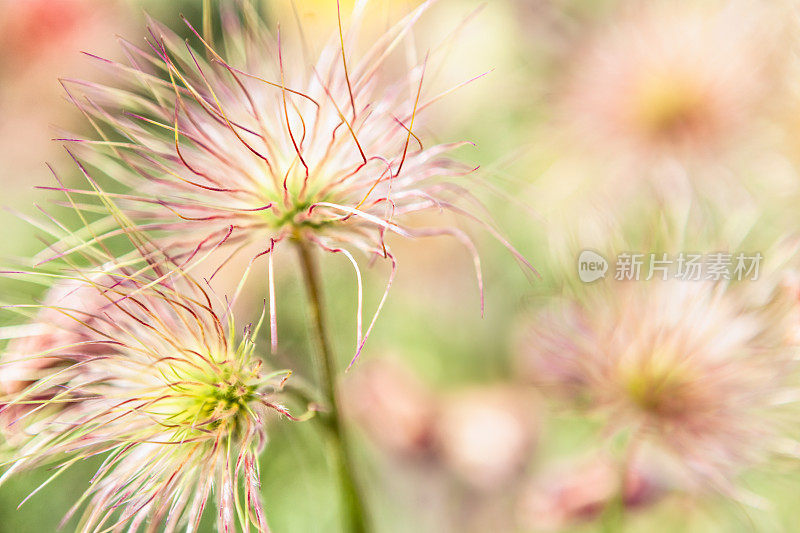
[0,277,109,396]
[517,279,799,496]
[0,272,133,442]
[559,1,781,165]
[514,301,594,403]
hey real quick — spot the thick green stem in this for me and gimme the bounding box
[296,239,369,533]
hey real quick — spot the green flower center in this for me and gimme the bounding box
[164,361,260,436]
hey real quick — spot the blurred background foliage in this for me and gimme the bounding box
[2,0,800,532]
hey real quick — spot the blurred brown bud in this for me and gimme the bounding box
[517,456,664,531]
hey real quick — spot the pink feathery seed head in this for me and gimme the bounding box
[559,1,778,166]
[55,1,533,367]
[0,244,296,531]
[518,278,799,497]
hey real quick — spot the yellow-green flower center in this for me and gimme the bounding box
[619,352,694,418]
[163,360,260,436]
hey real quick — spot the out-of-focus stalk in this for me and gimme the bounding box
[296,238,369,533]
[600,432,642,533]
[202,0,213,47]
[600,484,625,533]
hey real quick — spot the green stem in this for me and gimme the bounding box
[600,432,642,533]
[295,239,369,533]
[600,484,625,533]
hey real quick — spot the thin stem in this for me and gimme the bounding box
[600,431,642,533]
[295,238,369,533]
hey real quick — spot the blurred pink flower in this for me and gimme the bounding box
[0,0,93,68]
[344,357,438,457]
[345,358,539,491]
[514,301,594,402]
[0,0,129,208]
[434,386,538,491]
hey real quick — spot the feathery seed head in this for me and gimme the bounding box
[0,237,292,531]
[518,279,799,496]
[54,1,530,366]
[560,1,777,162]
